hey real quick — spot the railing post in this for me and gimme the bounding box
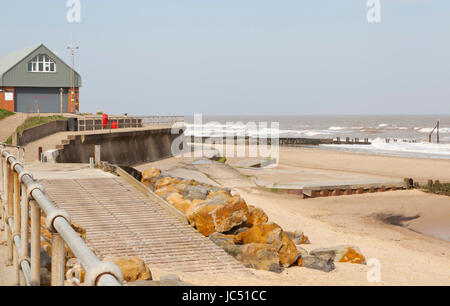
[0,153,3,197]
[0,155,4,233]
[12,171,20,285]
[51,232,65,286]
[30,200,40,286]
[20,183,29,283]
[7,161,13,263]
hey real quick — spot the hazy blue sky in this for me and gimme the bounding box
[0,0,449,116]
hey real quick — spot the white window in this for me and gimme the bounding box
[27,54,56,73]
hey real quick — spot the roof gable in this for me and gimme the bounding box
[0,44,81,88]
[0,44,41,77]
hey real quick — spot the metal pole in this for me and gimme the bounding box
[20,184,29,268]
[30,200,40,286]
[13,171,20,285]
[51,233,65,286]
[0,156,4,232]
[0,154,3,196]
[7,162,13,263]
[60,88,63,115]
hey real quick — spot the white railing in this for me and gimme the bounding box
[0,144,123,286]
[140,116,184,128]
[77,116,143,132]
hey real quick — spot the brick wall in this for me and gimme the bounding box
[0,87,15,112]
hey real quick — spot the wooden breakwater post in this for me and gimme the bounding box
[429,119,440,143]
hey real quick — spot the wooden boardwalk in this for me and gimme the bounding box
[41,177,245,274]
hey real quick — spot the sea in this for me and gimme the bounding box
[183,115,450,160]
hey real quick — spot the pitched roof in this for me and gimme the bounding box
[0,44,42,77]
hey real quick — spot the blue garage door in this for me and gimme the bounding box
[15,88,67,113]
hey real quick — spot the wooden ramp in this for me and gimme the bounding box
[41,177,245,274]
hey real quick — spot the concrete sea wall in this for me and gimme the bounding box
[55,128,182,165]
[14,120,68,146]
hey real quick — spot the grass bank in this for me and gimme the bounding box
[4,115,67,144]
[16,115,67,135]
[0,108,14,121]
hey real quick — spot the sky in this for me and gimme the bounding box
[0,0,449,116]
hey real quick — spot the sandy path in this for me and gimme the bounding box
[0,113,28,143]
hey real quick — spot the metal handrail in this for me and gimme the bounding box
[140,116,184,125]
[0,144,123,286]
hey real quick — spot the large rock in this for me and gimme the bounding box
[237,243,283,273]
[207,189,232,200]
[296,246,309,257]
[309,245,366,264]
[180,179,199,186]
[211,197,249,233]
[103,256,152,282]
[141,167,161,187]
[234,222,298,267]
[285,230,310,245]
[154,185,183,198]
[227,226,250,235]
[298,255,335,272]
[191,197,249,236]
[191,203,219,236]
[185,199,208,224]
[154,177,180,190]
[243,205,268,228]
[209,232,243,258]
[166,193,192,214]
[182,184,209,201]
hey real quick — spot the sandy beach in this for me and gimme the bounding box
[137,146,450,286]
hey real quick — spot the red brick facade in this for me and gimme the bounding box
[0,87,15,112]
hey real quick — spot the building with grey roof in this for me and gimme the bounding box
[0,44,81,113]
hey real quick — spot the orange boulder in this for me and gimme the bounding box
[243,205,268,227]
[154,185,183,198]
[141,167,161,187]
[237,243,283,273]
[309,245,366,265]
[154,177,180,190]
[190,197,249,236]
[166,193,192,214]
[234,222,298,267]
[210,197,249,233]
